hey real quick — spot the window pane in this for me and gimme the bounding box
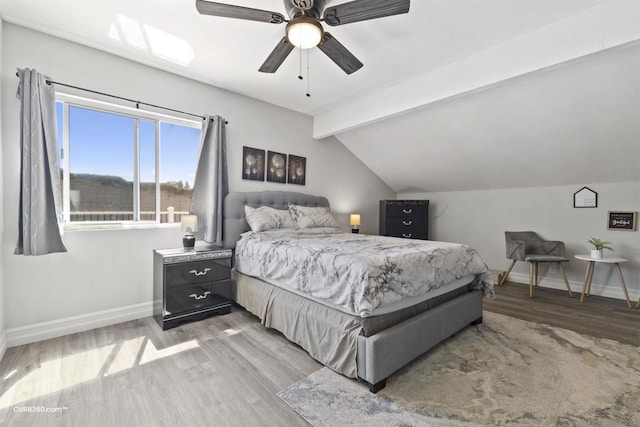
[160,122,200,223]
[69,106,134,221]
[139,120,156,221]
[56,102,64,200]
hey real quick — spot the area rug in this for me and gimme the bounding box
[277,312,640,426]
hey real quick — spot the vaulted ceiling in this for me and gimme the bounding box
[2,0,639,192]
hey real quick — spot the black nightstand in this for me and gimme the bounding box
[153,247,233,330]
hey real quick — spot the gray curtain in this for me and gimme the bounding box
[190,115,228,244]
[15,68,67,256]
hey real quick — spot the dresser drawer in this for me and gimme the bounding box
[165,282,231,316]
[165,258,231,287]
[385,221,429,239]
[385,204,428,218]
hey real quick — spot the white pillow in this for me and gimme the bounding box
[244,205,297,232]
[287,204,339,229]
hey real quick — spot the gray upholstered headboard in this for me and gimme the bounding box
[222,191,330,248]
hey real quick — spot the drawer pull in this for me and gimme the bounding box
[189,268,211,276]
[402,220,412,226]
[402,233,412,238]
[402,209,412,214]
[189,291,211,300]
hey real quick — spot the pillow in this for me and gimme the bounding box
[244,205,296,232]
[287,204,339,229]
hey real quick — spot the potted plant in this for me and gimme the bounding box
[587,237,613,259]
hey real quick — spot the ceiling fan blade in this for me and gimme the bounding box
[317,33,363,74]
[323,0,410,26]
[259,37,295,73]
[196,0,286,24]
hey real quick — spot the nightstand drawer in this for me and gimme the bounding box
[165,282,231,316]
[165,258,231,287]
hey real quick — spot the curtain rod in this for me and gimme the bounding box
[15,72,228,124]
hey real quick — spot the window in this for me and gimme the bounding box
[55,94,201,225]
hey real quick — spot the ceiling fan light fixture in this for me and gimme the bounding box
[286,16,323,49]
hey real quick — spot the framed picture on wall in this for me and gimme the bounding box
[266,151,287,183]
[287,154,306,185]
[242,146,265,181]
[607,211,637,231]
[573,186,597,208]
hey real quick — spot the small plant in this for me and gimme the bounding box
[587,237,613,251]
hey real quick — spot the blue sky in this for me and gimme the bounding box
[56,102,200,184]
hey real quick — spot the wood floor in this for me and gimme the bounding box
[0,309,321,427]
[0,283,638,426]
[485,280,640,346]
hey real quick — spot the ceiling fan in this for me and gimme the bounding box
[195,0,411,75]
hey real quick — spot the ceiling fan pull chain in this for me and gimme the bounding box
[306,49,311,97]
[298,47,303,80]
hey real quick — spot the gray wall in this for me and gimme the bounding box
[0,18,5,358]
[0,23,394,343]
[400,182,640,301]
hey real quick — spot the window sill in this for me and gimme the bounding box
[64,222,181,232]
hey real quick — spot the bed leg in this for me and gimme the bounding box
[369,379,387,394]
[471,316,483,325]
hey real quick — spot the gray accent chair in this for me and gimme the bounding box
[498,231,573,298]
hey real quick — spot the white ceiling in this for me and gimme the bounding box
[2,0,639,193]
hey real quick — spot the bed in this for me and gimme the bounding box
[223,191,493,393]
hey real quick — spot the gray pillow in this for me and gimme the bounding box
[244,205,297,232]
[288,204,339,229]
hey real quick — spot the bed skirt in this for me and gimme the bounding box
[232,270,363,377]
[232,270,482,381]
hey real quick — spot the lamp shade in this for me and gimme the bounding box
[350,214,361,226]
[286,16,323,49]
[181,215,198,234]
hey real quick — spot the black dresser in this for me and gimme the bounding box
[379,200,429,240]
[153,247,232,330]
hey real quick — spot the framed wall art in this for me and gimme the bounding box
[287,154,306,185]
[607,211,637,231]
[242,146,265,181]
[266,151,287,183]
[573,186,597,208]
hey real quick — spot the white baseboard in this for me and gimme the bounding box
[505,272,638,302]
[5,302,153,348]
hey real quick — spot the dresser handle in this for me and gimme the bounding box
[402,209,412,214]
[189,291,211,300]
[402,220,412,226]
[402,233,412,238]
[189,268,211,276]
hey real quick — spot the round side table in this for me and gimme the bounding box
[574,255,631,308]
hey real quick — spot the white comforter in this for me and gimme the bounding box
[234,228,493,317]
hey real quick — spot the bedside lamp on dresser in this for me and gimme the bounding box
[350,214,361,233]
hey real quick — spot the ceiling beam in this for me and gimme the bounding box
[312,0,640,139]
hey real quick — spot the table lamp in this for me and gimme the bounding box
[350,214,361,234]
[181,215,198,250]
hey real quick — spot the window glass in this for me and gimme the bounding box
[54,97,200,225]
[68,106,134,221]
[139,119,156,221]
[159,122,200,224]
[56,102,64,197]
